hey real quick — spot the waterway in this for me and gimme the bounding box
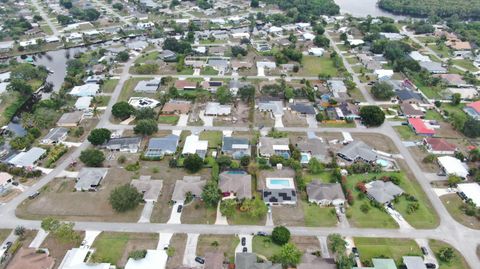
[334,0,406,20]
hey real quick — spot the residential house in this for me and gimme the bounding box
[6,247,55,269]
[423,137,457,155]
[403,256,427,269]
[41,127,69,145]
[69,84,99,97]
[409,51,431,62]
[353,258,397,269]
[235,253,281,269]
[134,79,161,93]
[257,97,284,117]
[258,137,290,158]
[379,32,404,40]
[59,248,111,269]
[175,80,198,90]
[464,100,480,120]
[298,254,336,269]
[337,140,377,163]
[408,118,435,136]
[162,100,192,114]
[128,97,160,109]
[171,176,206,202]
[207,58,230,73]
[222,136,250,159]
[8,147,46,169]
[57,111,84,127]
[125,250,167,269]
[337,102,360,120]
[374,69,394,80]
[182,134,208,159]
[419,61,447,74]
[396,90,424,104]
[308,47,324,56]
[434,74,470,87]
[0,172,13,194]
[75,168,108,192]
[290,103,316,116]
[160,50,177,61]
[105,137,142,153]
[127,40,148,51]
[306,181,345,206]
[327,80,347,96]
[296,138,329,163]
[219,170,252,199]
[74,96,92,111]
[205,102,231,116]
[131,176,163,203]
[400,103,425,118]
[366,180,404,204]
[457,183,480,207]
[92,64,105,75]
[229,80,250,95]
[202,81,223,93]
[0,41,14,53]
[445,87,478,99]
[437,156,469,178]
[208,46,227,56]
[144,135,179,158]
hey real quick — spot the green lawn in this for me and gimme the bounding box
[427,44,451,58]
[301,201,337,227]
[101,79,119,93]
[91,232,130,264]
[201,66,218,76]
[303,171,333,184]
[135,51,159,64]
[441,103,466,120]
[424,110,443,121]
[301,55,339,77]
[347,171,439,229]
[228,209,266,225]
[199,131,222,148]
[252,236,282,259]
[429,240,470,269]
[452,59,478,72]
[119,77,154,101]
[441,194,480,230]
[157,115,179,125]
[321,121,356,128]
[393,126,421,141]
[92,96,111,107]
[177,67,194,75]
[354,237,422,266]
[346,57,359,65]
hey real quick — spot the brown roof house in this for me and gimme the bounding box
[400,103,424,118]
[219,170,252,199]
[423,137,457,155]
[161,100,192,114]
[171,176,206,202]
[306,181,345,206]
[7,247,55,269]
[57,111,84,127]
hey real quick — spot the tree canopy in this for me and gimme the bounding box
[184,154,203,173]
[271,226,291,245]
[109,184,143,212]
[359,106,385,127]
[134,119,158,136]
[87,128,111,145]
[201,181,221,208]
[112,101,134,120]
[79,148,105,167]
[371,81,395,100]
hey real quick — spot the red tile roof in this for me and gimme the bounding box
[467,101,480,113]
[408,118,435,135]
[174,80,197,89]
[424,138,457,152]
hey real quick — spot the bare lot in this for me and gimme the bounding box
[166,233,187,269]
[254,111,274,127]
[291,236,320,253]
[283,111,308,127]
[352,133,400,154]
[409,146,438,173]
[40,231,84,269]
[181,200,217,224]
[196,234,239,262]
[272,205,305,226]
[213,101,251,127]
[16,168,143,222]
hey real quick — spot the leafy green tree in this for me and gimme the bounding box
[316,113,324,122]
[116,50,130,62]
[216,156,232,168]
[112,3,123,10]
[451,93,461,106]
[231,46,248,57]
[250,0,259,7]
[87,128,111,145]
[371,81,395,100]
[129,250,147,260]
[54,222,81,244]
[135,108,157,120]
[109,184,143,212]
[201,181,221,208]
[359,106,385,127]
[327,233,346,254]
[112,101,134,120]
[220,199,237,217]
[273,243,302,266]
[447,175,462,186]
[271,226,291,245]
[437,247,455,263]
[134,119,158,136]
[313,24,325,35]
[314,35,330,47]
[216,86,232,104]
[41,217,60,231]
[14,226,26,237]
[184,154,203,173]
[240,156,250,166]
[7,79,33,96]
[79,149,105,167]
[462,118,480,138]
[241,198,268,218]
[308,158,323,174]
[239,85,255,102]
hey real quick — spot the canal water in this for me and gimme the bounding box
[334,0,406,19]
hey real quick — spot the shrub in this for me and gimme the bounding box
[129,250,147,260]
[271,226,290,245]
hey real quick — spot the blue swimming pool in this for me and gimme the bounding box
[226,170,246,174]
[300,153,310,163]
[269,179,291,187]
[376,159,390,167]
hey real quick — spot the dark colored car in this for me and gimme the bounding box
[28,192,40,199]
[242,247,247,253]
[241,237,246,246]
[257,231,267,236]
[195,257,205,264]
[421,247,428,255]
[177,205,183,213]
[4,242,12,250]
[11,181,19,186]
[352,247,359,257]
[425,263,436,269]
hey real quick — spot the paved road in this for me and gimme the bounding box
[31,0,60,36]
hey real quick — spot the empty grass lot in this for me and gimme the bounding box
[135,51,159,64]
[301,201,338,227]
[228,209,266,225]
[393,126,421,141]
[424,110,443,121]
[300,55,339,77]
[101,79,119,93]
[158,115,179,125]
[196,235,239,262]
[354,237,421,266]
[199,131,223,148]
[252,236,282,259]
[441,193,480,230]
[201,66,218,76]
[119,77,154,101]
[452,59,478,72]
[430,239,470,269]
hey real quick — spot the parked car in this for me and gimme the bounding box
[242,247,247,252]
[352,247,359,257]
[256,231,267,236]
[28,192,40,199]
[421,246,428,255]
[3,242,12,250]
[195,257,205,264]
[241,237,246,246]
[11,181,19,186]
[425,263,436,269]
[177,205,183,213]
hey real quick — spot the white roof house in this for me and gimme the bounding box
[59,248,111,269]
[302,33,315,41]
[125,250,167,269]
[205,102,231,116]
[8,147,46,168]
[128,97,160,109]
[269,26,283,34]
[374,69,394,80]
[409,51,431,62]
[182,134,208,158]
[437,156,469,178]
[75,96,92,110]
[458,183,480,207]
[69,84,99,97]
[308,47,324,56]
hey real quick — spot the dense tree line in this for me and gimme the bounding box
[264,0,339,21]
[378,0,480,20]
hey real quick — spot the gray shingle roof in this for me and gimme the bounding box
[8,147,46,168]
[75,168,108,191]
[42,127,69,143]
[235,253,282,269]
[145,135,179,157]
[290,103,316,115]
[306,181,345,203]
[171,176,206,201]
[106,137,142,151]
[367,180,404,204]
[337,140,377,162]
[222,136,249,151]
[219,171,252,199]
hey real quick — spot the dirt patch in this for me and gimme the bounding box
[181,200,216,224]
[118,233,158,267]
[214,101,251,127]
[196,235,239,261]
[272,205,305,226]
[16,168,143,222]
[283,111,308,127]
[40,231,84,269]
[408,146,438,173]
[64,118,99,143]
[352,133,399,154]
[166,233,187,269]
[291,236,320,253]
[254,110,274,127]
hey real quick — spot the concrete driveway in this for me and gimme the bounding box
[316,236,331,258]
[183,233,200,267]
[138,201,154,223]
[199,110,213,127]
[167,202,183,224]
[274,115,284,128]
[81,230,101,249]
[235,234,252,253]
[157,233,173,250]
[215,202,228,225]
[306,115,317,128]
[386,207,413,230]
[29,229,49,249]
[415,238,439,267]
